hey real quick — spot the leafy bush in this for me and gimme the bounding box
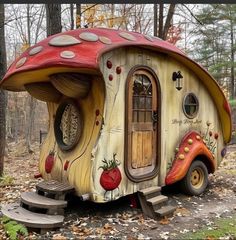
[0,174,14,186]
[1,216,28,240]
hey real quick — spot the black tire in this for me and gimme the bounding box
[180,160,208,196]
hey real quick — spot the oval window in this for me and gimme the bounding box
[183,93,199,119]
[54,99,83,151]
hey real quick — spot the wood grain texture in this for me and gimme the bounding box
[50,73,91,99]
[92,46,224,201]
[25,82,62,102]
[2,203,64,228]
[21,192,67,209]
[39,76,105,196]
[39,46,224,202]
[126,68,158,181]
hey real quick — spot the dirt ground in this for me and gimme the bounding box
[0,141,236,239]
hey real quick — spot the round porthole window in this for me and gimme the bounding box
[54,99,83,151]
[183,93,199,119]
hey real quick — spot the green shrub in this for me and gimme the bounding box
[1,216,28,240]
[0,174,14,186]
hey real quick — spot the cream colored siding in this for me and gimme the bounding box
[91,46,223,200]
[39,46,224,202]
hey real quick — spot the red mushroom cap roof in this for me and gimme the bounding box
[0,27,231,143]
[1,28,184,88]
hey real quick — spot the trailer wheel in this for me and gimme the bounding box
[180,160,208,195]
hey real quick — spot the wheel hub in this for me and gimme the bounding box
[190,167,204,189]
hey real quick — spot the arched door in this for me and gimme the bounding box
[126,68,159,181]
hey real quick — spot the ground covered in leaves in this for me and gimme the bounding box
[0,141,236,239]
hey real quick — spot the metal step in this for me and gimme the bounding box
[2,203,64,229]
[139,186,161,196]
[147,195,168,206]
[155,205,177,217]
[21,192,67,210]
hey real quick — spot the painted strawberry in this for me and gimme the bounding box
[99,154,122,191]
[45,151,55,174]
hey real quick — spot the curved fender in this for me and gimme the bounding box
[165,131,216,185]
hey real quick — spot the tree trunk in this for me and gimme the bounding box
[26,96,36,151]
[163,4,175,40]
[27,4,31,46]
[76,4,81,29]
[0,4,6,176]
[14,94,19,143]
[45,4,62,36]
[110,4,114,28]
[70,4,74,30]
[158,3,163,38]
[230,17,235,99]
[158,4,176,40]
[25,4,37,152]
[153,4,158,36]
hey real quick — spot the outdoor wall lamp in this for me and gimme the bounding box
[172,71,183,91]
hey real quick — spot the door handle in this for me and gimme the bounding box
[152,110,158,123]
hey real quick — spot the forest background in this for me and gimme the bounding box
[0,3,235,176]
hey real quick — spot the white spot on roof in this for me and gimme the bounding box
[144,35,154,42]
[60,50,76,59]
[99,36,112,45]
[119,32,136,41]
[49,35,81,47]
[15,57,27,68]
[29,46,43,56]
[79,32,98,42]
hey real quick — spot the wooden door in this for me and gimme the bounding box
[126,68,158,181]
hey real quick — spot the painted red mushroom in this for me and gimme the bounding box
[0,28,231,144]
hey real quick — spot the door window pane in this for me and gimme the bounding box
[132,74,153,123]
[146,96,152,109]
[139,97,146,109]
[145,111,152,122]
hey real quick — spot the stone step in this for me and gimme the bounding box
[139,186,161,196]
[2,203,64,229]
[36,180,74,199]
[147,195,168,206]
[21,192,67,210]
[155,205,177,217]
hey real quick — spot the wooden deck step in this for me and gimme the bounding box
[21,192,67,210]
[139,186,161,196]
[147,195,168,205]
[138,186,176,220]
[155,205,177,217]
[36,180,74,199]
[2,203,64,229]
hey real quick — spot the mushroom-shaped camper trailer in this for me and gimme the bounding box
[1,28,231,202]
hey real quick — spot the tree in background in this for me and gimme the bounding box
[153,4,176,40]
[76,4,81,29]
[6,4,47,152]
[26,4,40,152]
[187,4,236,99]
[1,3,235,151]
[46,4,62,36]
[63,4,154,35]
[166,25,182,44]
[0,4,7,176]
